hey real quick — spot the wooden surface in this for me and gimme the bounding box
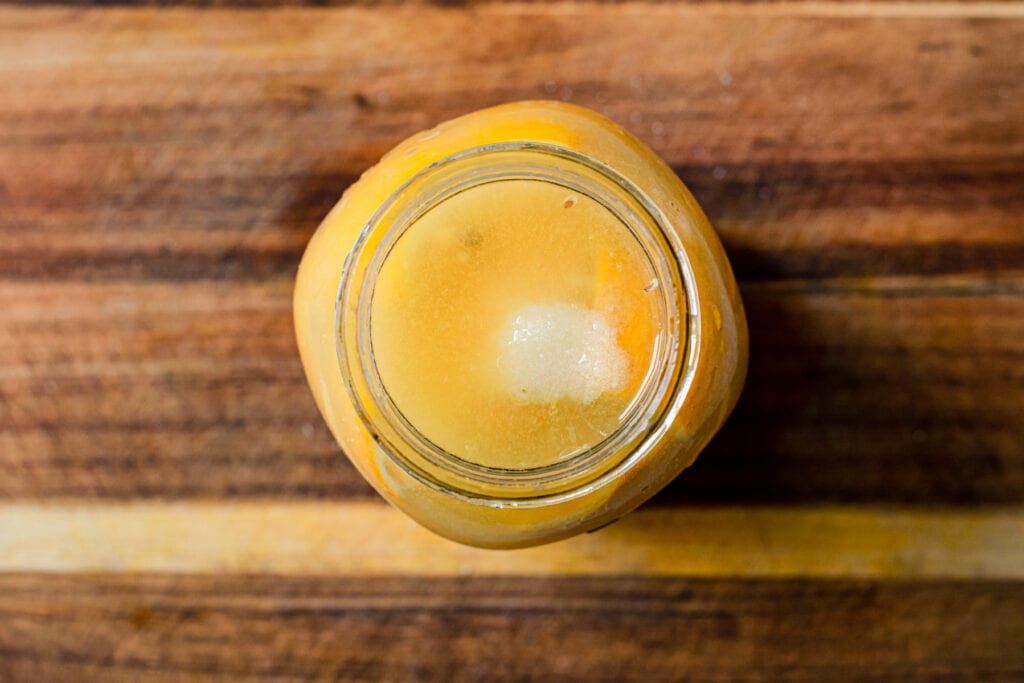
[1,2,1023,681]
[3,575,1023,682]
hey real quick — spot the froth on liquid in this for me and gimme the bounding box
[370,179,664,471]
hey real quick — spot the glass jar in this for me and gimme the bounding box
[294,101,747,548]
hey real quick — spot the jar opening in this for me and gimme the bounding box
[337,143,696,506]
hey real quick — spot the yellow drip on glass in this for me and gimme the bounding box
[370,178,663,471]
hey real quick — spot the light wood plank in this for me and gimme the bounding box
[1,502,1022,578]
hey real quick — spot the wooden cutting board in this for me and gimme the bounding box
[1,2,1023,680]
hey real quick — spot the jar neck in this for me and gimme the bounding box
[336,142,696,508]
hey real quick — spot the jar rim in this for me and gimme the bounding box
[336,142,702,508]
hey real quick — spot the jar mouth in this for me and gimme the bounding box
[337,142,701,507]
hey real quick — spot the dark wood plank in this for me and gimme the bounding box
[0,282,377,499]
[3,280,1022,502]
[0,574,1022,682]
[1,9,1022,283]
[2,158,1022,282]
[666,284,1024,505]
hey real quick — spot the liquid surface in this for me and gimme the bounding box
[370,179,663,470]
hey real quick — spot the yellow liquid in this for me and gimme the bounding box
[296,101,747,547]
[370,179,664,470]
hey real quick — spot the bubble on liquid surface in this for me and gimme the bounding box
[497,303,627,404]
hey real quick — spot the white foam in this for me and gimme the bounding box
[497,302,627,404]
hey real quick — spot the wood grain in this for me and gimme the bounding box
[2,2,1023,680]
[1,6,1022,504]
[3,279,1022,502]
[3,159,1023,282]
[2,502,1023,578]
[8,0,1024,11]
[1,573,1023,682]
[2,8,1022,281]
